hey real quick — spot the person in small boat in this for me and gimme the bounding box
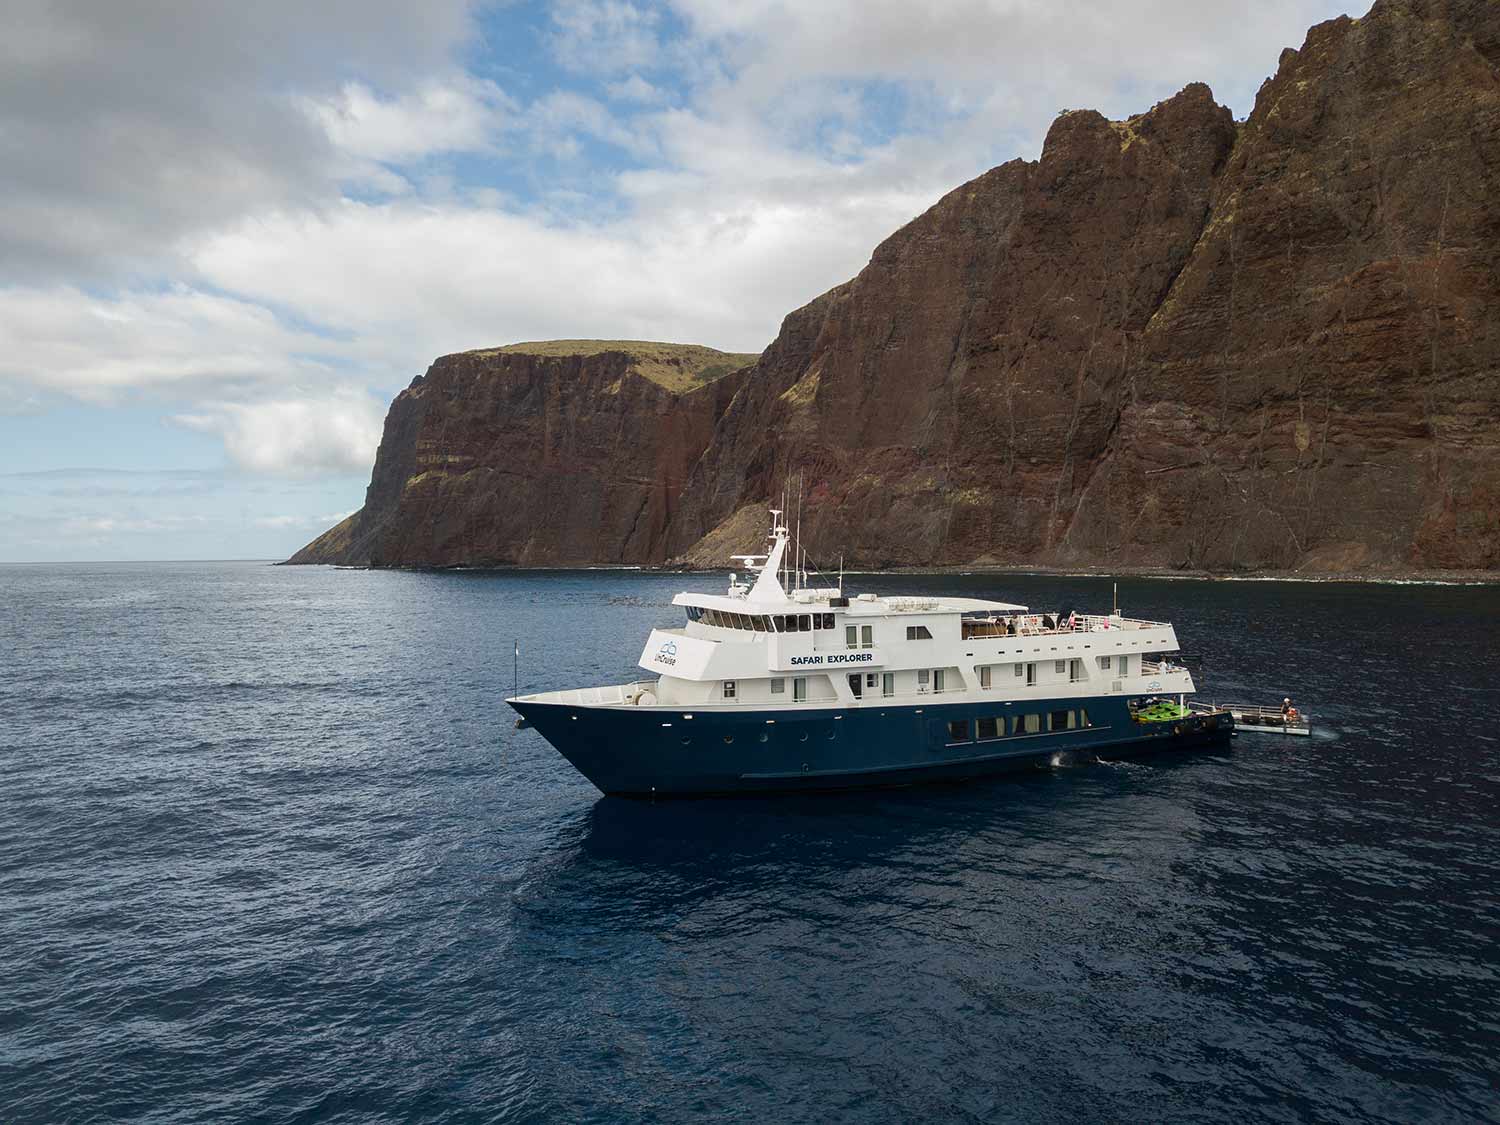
[1281,697,1299,722]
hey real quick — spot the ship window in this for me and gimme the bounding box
[723,680,737,699]
[1019,713,1041,734]
[1055,660,1066,674]
[933,669,945,693]
[1069,659,1083,682]
[771,615,783,632]
[1026,663,1036,686]
[1099,655,1111,670]
[785,614,799,632]
[793,677,807,701]
[1119,655,1129,676]
[979,666,992,689]
[822,613,834,629]
[861,625,873,649]
[798,614,812,631]
[906,625,933,640]
[866,673,877,688]
[1015,662,1023,677]
[976,716,1000,740]
[1049,709,1069,731]
[770,678,785,694]
[1079,708,1090,727]
[917,669,930,692]
[882,673,894,697]
[846,625,857,649]
[946,720,971,744]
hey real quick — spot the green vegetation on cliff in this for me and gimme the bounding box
[470,340,760,394]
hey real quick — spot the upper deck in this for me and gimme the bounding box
[513,510,1195,711]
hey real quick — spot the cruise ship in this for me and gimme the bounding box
[508,512,1232,796]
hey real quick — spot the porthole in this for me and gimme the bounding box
[680,737,691,746]
[758,732,768,743]
[826,729,836,740]
[723,735,734,744]
[799,732,809,742]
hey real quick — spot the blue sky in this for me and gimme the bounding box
[0,0,1364,562]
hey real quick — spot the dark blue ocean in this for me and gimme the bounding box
[2,562,1497,1123]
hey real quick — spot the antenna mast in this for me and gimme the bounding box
[795,470,804,591]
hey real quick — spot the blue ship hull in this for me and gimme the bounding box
[509,694,1234,797]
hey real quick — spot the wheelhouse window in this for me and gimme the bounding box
[822,613,835,629]
[798,614,812,631]
[722,680,737,699]
[906,625,933,640]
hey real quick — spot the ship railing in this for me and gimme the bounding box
[1139,658,1188,676]
[961,613,1168,640]
[524,680,660,707]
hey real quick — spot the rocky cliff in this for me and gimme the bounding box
[287,342,756,566]
[293,0,1500,573]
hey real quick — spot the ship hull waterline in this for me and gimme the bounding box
[508,694,1234,798]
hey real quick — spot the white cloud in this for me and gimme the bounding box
[172,393,386,477]
[305,77,515,166]
[549,0,666,75]
[0,0,482,283]
[0,285,341,401]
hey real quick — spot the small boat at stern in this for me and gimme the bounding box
[507,511,1233,797]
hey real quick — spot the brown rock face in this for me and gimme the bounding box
[293,0,1500,573]
[287,343,755,566]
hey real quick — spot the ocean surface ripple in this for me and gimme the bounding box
[1,563,1496,1123]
